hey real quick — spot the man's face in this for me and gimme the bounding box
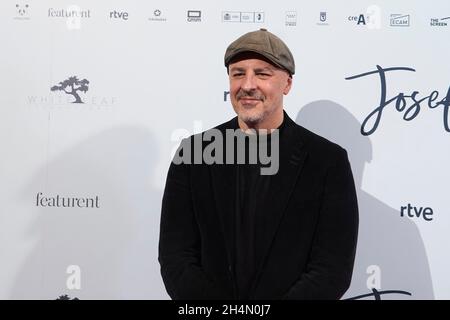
[228,54,292,127]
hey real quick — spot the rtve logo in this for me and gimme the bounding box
[400,203,434,221]
[109,10,129,20]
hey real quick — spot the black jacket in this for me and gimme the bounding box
[159,111,359,300]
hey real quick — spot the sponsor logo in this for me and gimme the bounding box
[26,75,117,109]
[317,11,329,26]
[109,10,129,20]
[400,204,434,221]
[390,14,410,27]
[285,11,297,26]
[35,192,100,208]
[222,11,264,23]
[348,6,381,29]
[348,14,367,25]
[48,7,91,18]
[51,76,89,104]
[430,17,450,27]
[48,5,91,30]
[149,9,167,22]
[187,10,201,22]
[14,3,30,20]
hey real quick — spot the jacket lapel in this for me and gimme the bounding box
[209,118,239,271]
[250,114,308,295]
[208,113,308,296]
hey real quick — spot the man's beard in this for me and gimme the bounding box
[239,111,265,125]
[235,89,266,125]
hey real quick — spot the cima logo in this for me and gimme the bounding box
[187,10,201,22]
[51,76,89,104]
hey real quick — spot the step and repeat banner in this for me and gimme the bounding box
[1,0,449,299]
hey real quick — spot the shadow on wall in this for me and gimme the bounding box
[10,126,167,299]
[295,100,434,300]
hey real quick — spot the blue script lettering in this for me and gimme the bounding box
[345,65,450,135]
[346,288,412,300]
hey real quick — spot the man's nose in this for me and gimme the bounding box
[241,74,257,91]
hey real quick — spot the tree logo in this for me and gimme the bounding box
[51,76,89,103]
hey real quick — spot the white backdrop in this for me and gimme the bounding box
[1,0,449,299]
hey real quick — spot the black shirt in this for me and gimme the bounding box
[234,117,286,299]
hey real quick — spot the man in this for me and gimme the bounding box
[159,29,359,300]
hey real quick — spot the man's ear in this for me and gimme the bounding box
[283,76,292,95]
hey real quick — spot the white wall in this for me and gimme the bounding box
[1,0,448,299]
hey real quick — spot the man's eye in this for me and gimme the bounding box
[232,73,244,77]
[257,73,270,77]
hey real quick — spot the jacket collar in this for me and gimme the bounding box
[209,110,308,296]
